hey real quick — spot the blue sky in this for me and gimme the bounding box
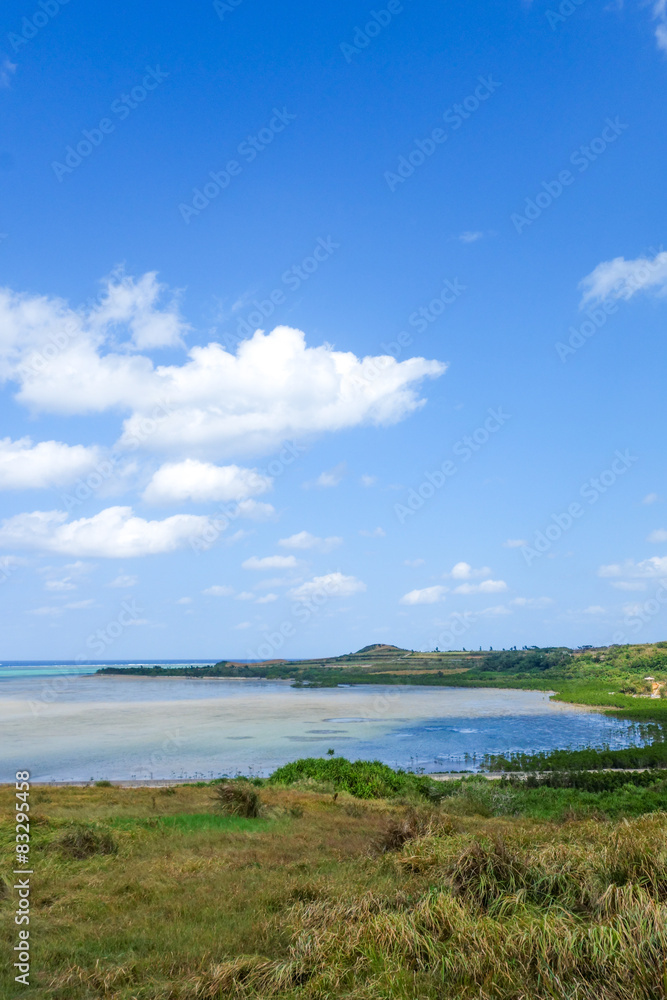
[1,0,667,659]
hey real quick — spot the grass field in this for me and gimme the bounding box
[2,771,667,999]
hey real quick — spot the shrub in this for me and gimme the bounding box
[269,757,435,800]
[375,807,446,852]
[94,780,112,787]
[212,782,262,818]
[56,827,118,859]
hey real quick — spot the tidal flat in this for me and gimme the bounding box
[0,671,646,781]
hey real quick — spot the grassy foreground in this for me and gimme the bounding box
[2,770,667,999]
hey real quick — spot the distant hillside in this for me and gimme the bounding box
[354,643,409,655]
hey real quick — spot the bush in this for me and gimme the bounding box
[376,807,447,852]
[56,827,118,859]
[212,782,262,817]
[269,757,435,800]
[94,780,112,787]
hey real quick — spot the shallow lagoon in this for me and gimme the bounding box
[0,665,648,781]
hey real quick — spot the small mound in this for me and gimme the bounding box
[355,643,408,655]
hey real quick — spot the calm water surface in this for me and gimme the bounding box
[0,662,648,781]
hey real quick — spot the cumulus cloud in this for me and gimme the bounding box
[109,574,138,588]
[0,437,103,490]
[359,527,385,538]
[143,459,272,504]
[643,493,660,504]
[599,556,667,578]
[278,531,342,552]
[453,579,508,595]
[509,596,554,608]
[0,276,446,460]
[289,572,366,602]
[648,529,667,543]
[400,585,447,605]
[579,249,667,306]
[307,463,347,489]
[256,593,278,603]
[90,271,189,350]
[0,506,216,557]
[202,585,235,597]
[404,558,425,567]
[45,578,77,592]
[503,538,527,548]
[242,555,298,570]
[447,562,492,580]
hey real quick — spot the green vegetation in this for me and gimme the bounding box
[2,769,667,999]
[269,757,437,800]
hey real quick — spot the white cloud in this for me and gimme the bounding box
[0,437,103,490]
[611,581,646,591]
[503,538,527,548]
[654,0,667,51]
[29,598,95,617]
[643,493,660,505]
[454,579,508,595]
[278,531,342,552]
[510,596,554,608]
[0,59,16,89]
[90,271,188,350]
[648,529,667,543]
[234,621,252,630]
[109,574,138,588]
[176,597,192,604]
[232,500,276,521]
[0,506,216,558]
[0,277,445,460]
[598,563,622,577]
[457,230,484,243]
[143,459,272,504]
[309,462,347,489]
[236,591,255,601]
[599,556,667,579]
[579,250,667,306]
[45,578,76,592]
[360,475,377,487]
[404,558,425,567]
[400,585,447,605]
[202,585,235,597]
[289,572,366,602]
[359,527,385,538]
[256,593,278,603]
[448,562,492,580]
[582,605,606,615]
[242,555,298,570]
